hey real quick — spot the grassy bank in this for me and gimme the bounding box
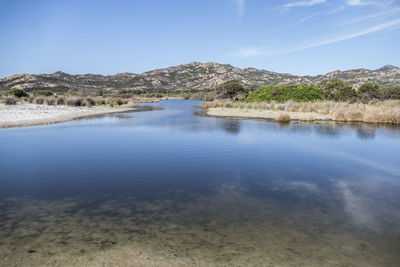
[202,100,400,124]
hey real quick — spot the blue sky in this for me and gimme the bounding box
[0,0,399,77]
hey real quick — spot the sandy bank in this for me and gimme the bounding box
[0,104,137,129]
[206,107,331,122]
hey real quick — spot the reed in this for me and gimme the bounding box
[203,100,400,124]
[275,112,291,122]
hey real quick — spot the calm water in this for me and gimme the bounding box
[1,99,400,266]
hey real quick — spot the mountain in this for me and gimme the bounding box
[1,62,399,94]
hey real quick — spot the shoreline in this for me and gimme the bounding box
[206,107,330,122]
[0,104,139,129]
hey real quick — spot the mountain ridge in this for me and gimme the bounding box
[1,62,399,94]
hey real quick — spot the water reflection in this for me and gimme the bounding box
[220,119,241,135]
[315,124,343,137]
[357,125,376,139]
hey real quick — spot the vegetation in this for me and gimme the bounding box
[4,96,18,105]
[275,112,291,122]
[202,100,400,124]
[33,90,54,96]
[5,88,28,98]
[357,82,380,103]
[245,84,322,102]
[380,86,400,100]
[316,79,356,102]
[215,80,247,100]
[240,80,399,103]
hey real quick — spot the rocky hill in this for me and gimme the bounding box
[1,62,399,94]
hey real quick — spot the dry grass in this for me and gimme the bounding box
[275,112,291,122]
[4,96,18,105]
[0,94,163,110]
[202,100,400,124]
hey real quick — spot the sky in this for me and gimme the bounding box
[0,0,399,78]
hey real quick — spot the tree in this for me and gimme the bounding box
[357,82,380,103]
[5,88,28,98]
[380,86,400,100]
[317,79,356,102]
[215,80,246,100]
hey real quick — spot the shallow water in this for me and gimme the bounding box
[0,99,400,266]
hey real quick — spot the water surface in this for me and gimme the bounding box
[1,100,400,266]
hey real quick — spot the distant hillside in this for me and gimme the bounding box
[1,62,399,94]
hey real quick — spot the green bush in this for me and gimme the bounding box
[316,79,357,102]
[33,90,54,96]
[380,86,400,100]
[245,84,322,102]
[357,82,380,103]
[5,88,28,98]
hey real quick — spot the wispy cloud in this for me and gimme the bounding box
[297,12,319,24]
[234,0,246,19]
[346,0,364,6]
[283,0,326,10]
[343,7,400,24]
[345,0,379,6]
[232,18,400,57]
[345,0,390,7]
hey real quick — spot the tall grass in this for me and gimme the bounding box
[0,94,152,108]
[4,96,18,105]
[275,112,291,122]
[202,100,400,124]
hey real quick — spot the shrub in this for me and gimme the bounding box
[358,82,380,103]
[85,97,96,106]
[46,97,56,105]
[245,84,322,102]
[115,98,128,105]
[34,97,45,105]
[33,90,53,96]
[4,96,17,105]
[380,86,400,100]
[95,97,106,105]
[275,112,291,122]
[56,97,66,105]
[5,88,28,98]
[66,97,84,106]
[316,79,357,102]
[215,80,247,100]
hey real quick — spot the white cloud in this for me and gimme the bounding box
[283,0,326,10]
[337,181,379,231]
[286,181,320,193]
[234,0,245,18]
[231,18,400,57]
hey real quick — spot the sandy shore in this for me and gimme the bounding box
[206,107,331,122]
[0,104,137,129]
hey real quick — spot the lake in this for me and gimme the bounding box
[1,99,399,266]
